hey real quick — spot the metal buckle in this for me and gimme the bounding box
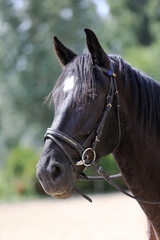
[76,148,96,167]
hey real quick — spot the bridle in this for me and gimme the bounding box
[44,60,160,205]
[44,60,120,167]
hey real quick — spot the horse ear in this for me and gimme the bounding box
[53,36,77,66]
[84,28,110,67]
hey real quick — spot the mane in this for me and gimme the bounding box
[111,55,160,134]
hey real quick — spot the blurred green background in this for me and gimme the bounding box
[0,0,160,200]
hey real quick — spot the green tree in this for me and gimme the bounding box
[107,0,160,47]
[0,145,39,198]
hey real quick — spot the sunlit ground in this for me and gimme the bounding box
[0,193,147,240]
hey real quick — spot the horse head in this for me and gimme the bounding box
[36,29,120,199]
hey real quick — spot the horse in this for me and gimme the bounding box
[36,28,160,239]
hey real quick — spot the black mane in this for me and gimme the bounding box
[111,55,160,134]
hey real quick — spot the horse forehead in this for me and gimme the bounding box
[63,75,76,92]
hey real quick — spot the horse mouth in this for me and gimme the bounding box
[52,189,75,199]
[53,186,75,199]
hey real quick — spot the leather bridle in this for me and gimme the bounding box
[44,61,121,168]
[44,61,160,205]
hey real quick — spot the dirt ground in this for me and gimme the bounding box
[0,193,147,240]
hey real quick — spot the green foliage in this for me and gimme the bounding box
[107,0,160,47]
[0,146,40,199]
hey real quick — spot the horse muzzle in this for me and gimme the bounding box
[36,155,76,199]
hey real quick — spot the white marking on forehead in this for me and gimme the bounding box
[63,75,76,92]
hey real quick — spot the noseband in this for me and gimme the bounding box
[44,61,160,205]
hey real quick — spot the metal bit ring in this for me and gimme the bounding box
[81,148,96,167]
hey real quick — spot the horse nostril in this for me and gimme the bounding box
[50,165,62,181]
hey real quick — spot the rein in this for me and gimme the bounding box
[44,61,160,205]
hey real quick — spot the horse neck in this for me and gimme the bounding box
[113,70,143,166]
[113,68,160,185]
[116,73,138,145]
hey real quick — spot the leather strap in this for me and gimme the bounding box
[90,161,160,205]
[45,129,85,156]
[45,134,76,170]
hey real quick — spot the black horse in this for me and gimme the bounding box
[36,29,160,239]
